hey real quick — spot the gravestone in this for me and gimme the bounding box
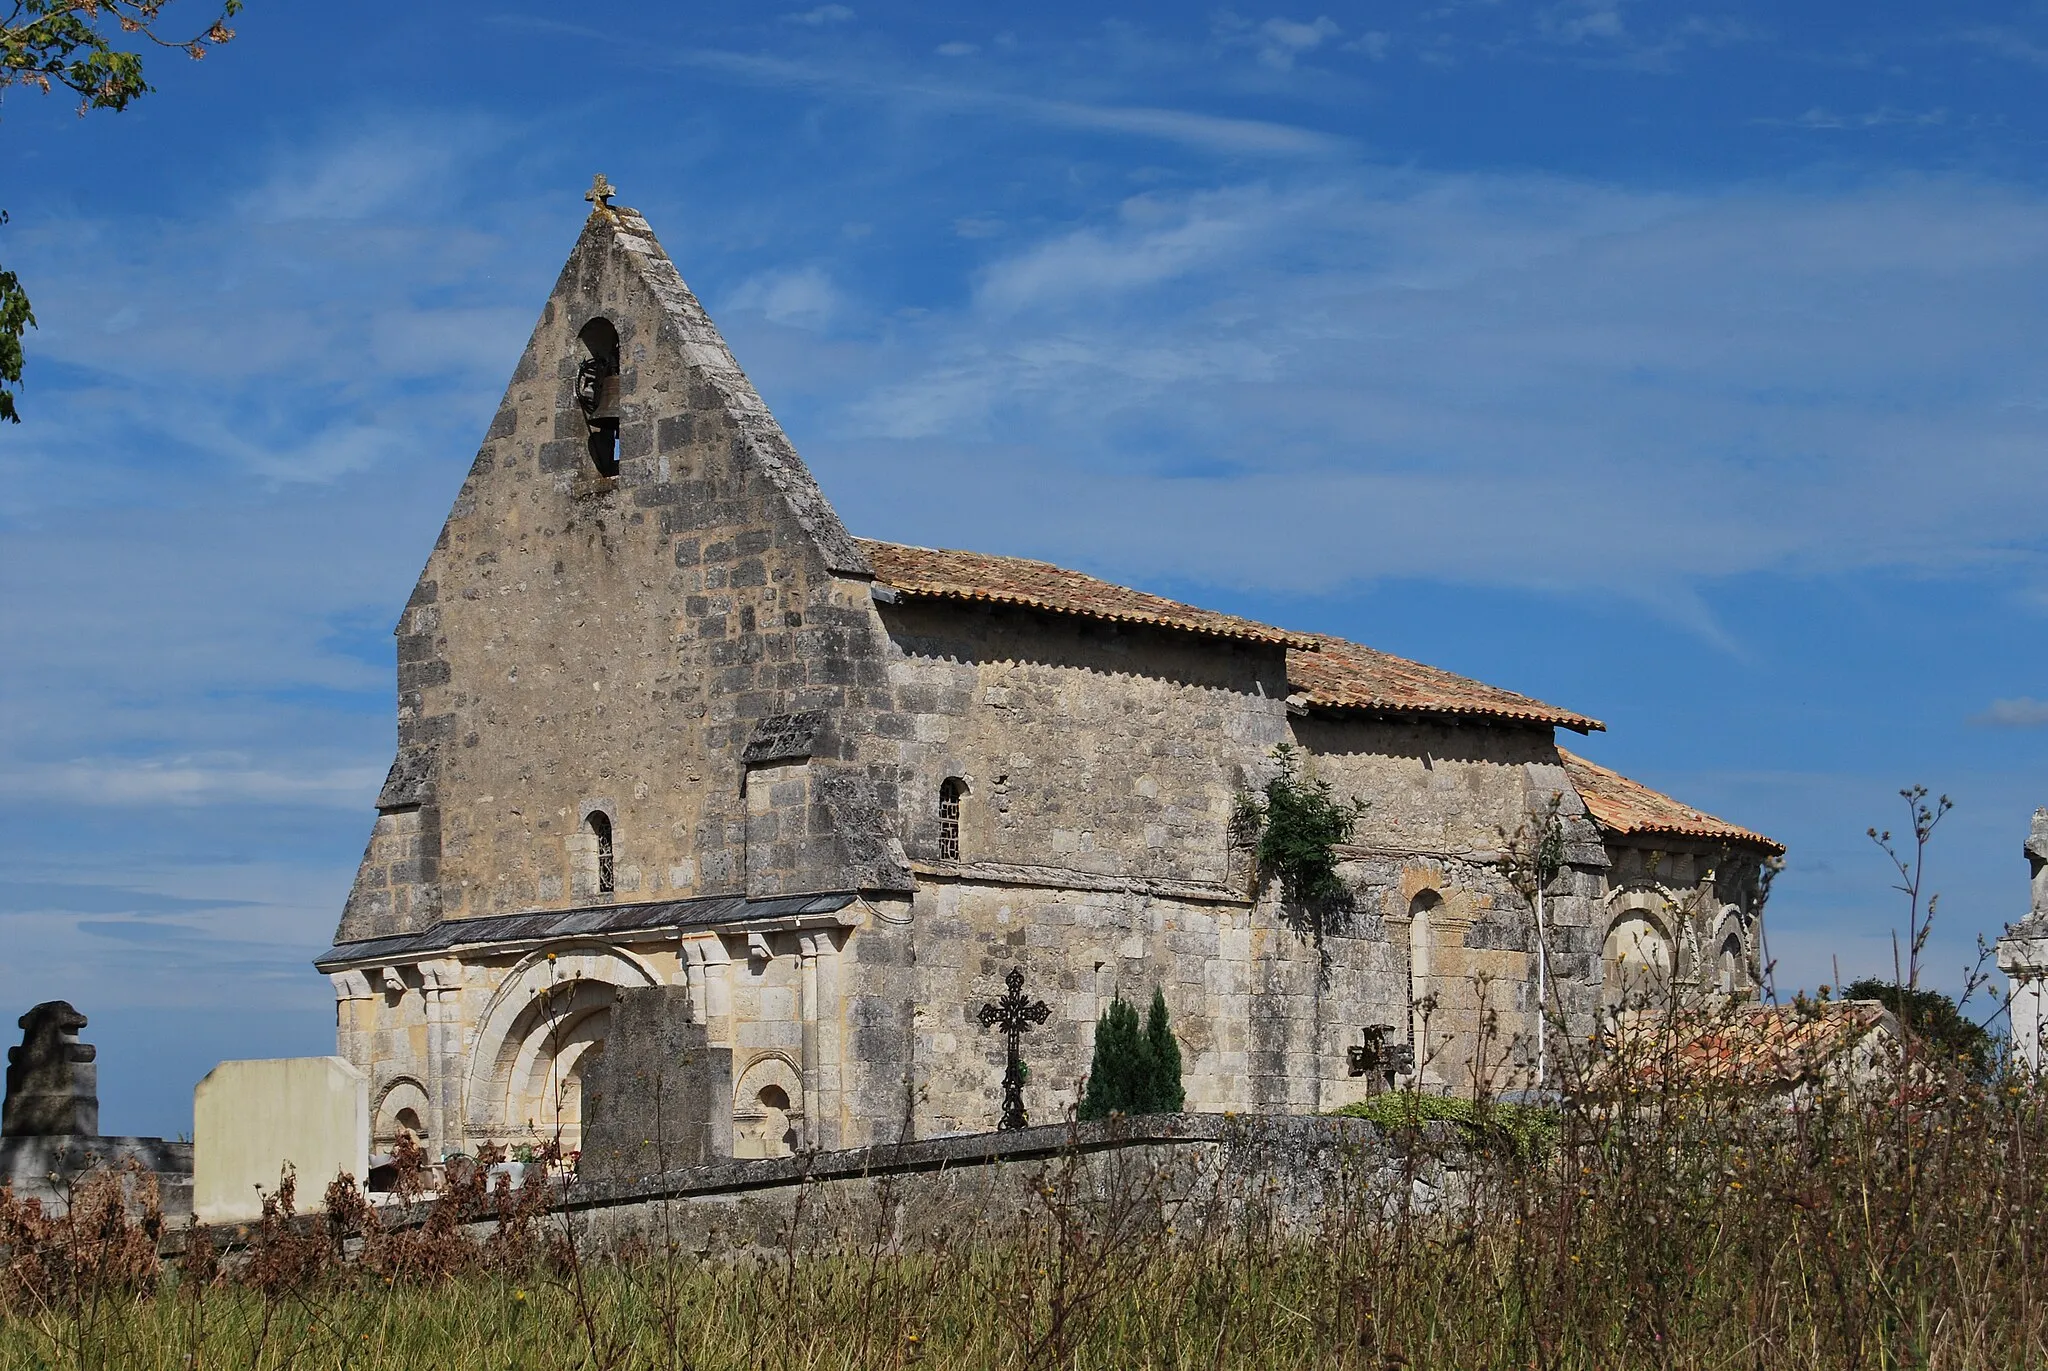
[3,1001,99,1137]
[579,985,732,1183]
[193,1057,368,1224]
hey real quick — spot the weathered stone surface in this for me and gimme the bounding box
[579,986,732,1181]
[3,1001,98,1138]
[0,1136,192,1216]
[314,197,1781,1163]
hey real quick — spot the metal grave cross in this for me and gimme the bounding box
[978,966,1052,1131]
[585,173,618,211]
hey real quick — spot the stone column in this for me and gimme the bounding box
[797,933,821,1150]
[804,929,845,1150]
[329,971,374,1076]
[680,938,709,1024]
[698,936,735,1047]
[419,959,463,1157]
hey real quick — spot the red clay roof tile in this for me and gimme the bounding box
[1560,749,1784,855]
[858,538,1603,732]
[856,539,1315,648]
[1287,634,1604,734]
[1600,1000,1894,1093]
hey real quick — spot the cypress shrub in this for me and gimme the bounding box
[1144,988,1185,1112]
[1079,991,1185,1119]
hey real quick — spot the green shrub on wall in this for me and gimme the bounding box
[1235,743,1368,907]
[1080,989,1185,1119]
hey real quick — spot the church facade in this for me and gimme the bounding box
[316,189,1784,1160]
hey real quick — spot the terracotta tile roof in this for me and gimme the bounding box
[1598,1000,1895,1094]
[856,539,1315,648]
[858,538,1604,732]
[1560,750,1784,855]
[1287,635,1605,735]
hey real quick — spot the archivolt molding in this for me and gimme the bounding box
[735,1052,805,1115]
[373,1076,431,1137]
[461,942,659,1136]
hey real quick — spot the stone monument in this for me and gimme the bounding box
[3,1000,98,1137]
[578,985,732,1183]
[193,1057,369,1224]
[1997,809,2048,1072]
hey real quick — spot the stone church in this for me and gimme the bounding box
[316,183,1784,1160]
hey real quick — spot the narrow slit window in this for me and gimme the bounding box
[937,778,965,862]
[588,811,615,894]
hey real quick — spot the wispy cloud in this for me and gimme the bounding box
[0,758,382,808]
[1759,107,1951,130]
[668,48,1353,159]
[812,171,2048,617]
[1953,25,2048,68]
[782,4,854,25]
[1972,698,2048,729]
[726,264,843,331]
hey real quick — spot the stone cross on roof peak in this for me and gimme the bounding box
[585,174,618,212]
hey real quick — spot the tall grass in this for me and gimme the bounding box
[4,1041,2046,1371]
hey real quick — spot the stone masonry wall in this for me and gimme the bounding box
[336,206,911,945]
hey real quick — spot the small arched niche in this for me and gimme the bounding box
[1716,930,1746,995]
[575,317,622,478]
[733,1056,804,1158]
[1603,911,1673,1014]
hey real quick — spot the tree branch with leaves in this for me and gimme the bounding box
[1,0,243,422]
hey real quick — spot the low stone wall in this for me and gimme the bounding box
[0,1135,193,1216]
[157,1113,1478,1261]
[481,1113,1474,1257]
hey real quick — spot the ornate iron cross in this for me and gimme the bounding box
[978,966,1051,1131]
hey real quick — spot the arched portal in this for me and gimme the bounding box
[461,945,658,1149]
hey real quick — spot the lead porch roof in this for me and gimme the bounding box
[315,891,856,971]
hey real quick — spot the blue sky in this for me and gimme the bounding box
[5,1,2048,1134]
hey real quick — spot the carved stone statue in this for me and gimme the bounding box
[1999,811,2048,1072]
[2,1001,99,1137]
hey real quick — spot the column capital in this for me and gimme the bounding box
[330,969,373,1001]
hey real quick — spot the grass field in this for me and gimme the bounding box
[4,1037,2045,1370]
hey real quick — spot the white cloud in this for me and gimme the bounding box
[935,41,978,58]
[726,265,843,331]
[1766,107,1950,131]
[782,3,854,25]
[1973,698,2048,729]
[0,758,382,808]
[1255,16,1341,70]
[818,171,2048,609]
[671,48,1353,159]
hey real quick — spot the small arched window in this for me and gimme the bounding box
[587,810,615,895]
[938,777,965,862]
[575,317,621,478]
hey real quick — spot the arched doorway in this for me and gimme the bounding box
[462,945,658,1152]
